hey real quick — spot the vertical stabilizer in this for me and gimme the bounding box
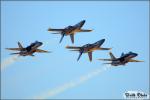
[109,52,116,60]
[18,42,23,49]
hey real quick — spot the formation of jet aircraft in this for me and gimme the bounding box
[66,39,111,61]
[48,20,92,43]
[6,41,49,56]
[6,19,143,66]
[98,52,143,66]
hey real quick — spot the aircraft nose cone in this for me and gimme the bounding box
[82,20,85,22]
[40,42,43,45]
[101,39,105,43]
[133,53,138,57]
[38,42,43,46]
[81,20,86,24]
[130,52,138,57]
[96,39,105,46]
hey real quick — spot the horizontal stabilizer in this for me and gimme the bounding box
[66,46,81,49]
[102,63,112,65]
[98,59,112,61]
[48,28,64,32]
[10,53,20,55]
[6,48,21,51]
[51,33,61,34]
[69,50,80,51]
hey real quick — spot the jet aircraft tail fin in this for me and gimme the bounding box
[70,34,74,44]
[59,33,65,43]
[120,52,124,57]
[88,52,92,62]
[77,51,83,61]
[109,52,116,60]
[18,42,23,49]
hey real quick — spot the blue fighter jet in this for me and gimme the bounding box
[48,20,92,43]
[6,41,50,56]
[66,39,111,62]
[98,52,143,66]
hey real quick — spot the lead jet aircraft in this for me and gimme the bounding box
[48,20,92,43]
[6,41,49,56]
[98,52,143,66]
[66,39,111,62]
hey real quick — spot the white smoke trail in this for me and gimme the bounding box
[34,65,112,99]
[1,55,19,71]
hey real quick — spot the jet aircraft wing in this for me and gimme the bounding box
[128,59,144,62]
[35,49,50,53]
[79,29,93,32]
[97,48,112,50]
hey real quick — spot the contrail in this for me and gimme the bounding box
[1,55,19,71]
[34,65,112,99]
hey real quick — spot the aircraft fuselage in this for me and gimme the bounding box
[19,41,43,56]
[63,20,85,35]
[80,39,105,53]
[111,52,138,66]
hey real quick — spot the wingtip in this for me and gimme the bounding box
[90,29,93,31]
[109,48,112,50]
[97,58,104,61]
[5,48,11,50]
[65,45,69,48]
[139,60,144,62]
[47,28,51,31]
[97,59,101,60]
[82,20,86,23]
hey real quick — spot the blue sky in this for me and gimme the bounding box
[1,1,149,99]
